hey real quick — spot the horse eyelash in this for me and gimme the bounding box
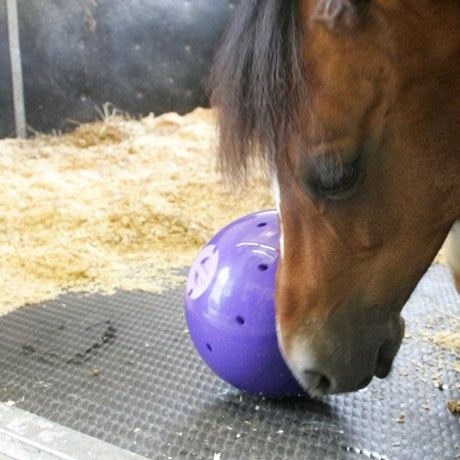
[304,155,362,198]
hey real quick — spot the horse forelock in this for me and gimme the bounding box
[210,0,307,183]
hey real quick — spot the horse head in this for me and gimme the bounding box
[211,0,460,396]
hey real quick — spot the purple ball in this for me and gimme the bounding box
[185,210,305,397]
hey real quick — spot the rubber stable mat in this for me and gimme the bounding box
[0,264,458,459]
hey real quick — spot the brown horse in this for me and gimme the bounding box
[210,0,460,397]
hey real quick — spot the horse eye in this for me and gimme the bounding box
[304,156,362,199]
[318,161,358,192]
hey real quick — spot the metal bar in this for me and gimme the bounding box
[0,403,147,460]
[6,0,26,138]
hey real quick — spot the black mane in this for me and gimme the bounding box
[210,0,306,182]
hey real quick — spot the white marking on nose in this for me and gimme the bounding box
[286,336,337,398]
[275,316,308,391]
[271,174,285,260]
[446,219,460,278]
[288,336,317,383]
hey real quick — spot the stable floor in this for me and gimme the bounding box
[0,264,458,459]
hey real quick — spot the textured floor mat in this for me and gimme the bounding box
[0,264,458,459]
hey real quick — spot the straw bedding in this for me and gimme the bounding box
[0,108,273,315]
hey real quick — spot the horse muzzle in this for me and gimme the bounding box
[278,313,405,398]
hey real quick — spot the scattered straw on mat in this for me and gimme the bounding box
[0,108,273,315]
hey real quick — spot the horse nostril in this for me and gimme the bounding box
[303,371,330,394]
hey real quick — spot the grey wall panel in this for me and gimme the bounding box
[0,0,15,138]
[1,0,237,136]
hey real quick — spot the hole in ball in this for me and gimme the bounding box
[236,316,245,325]
[257,222,267,227]
[206,343,212,352]
[258,263,269,271]
[187,288,193,296]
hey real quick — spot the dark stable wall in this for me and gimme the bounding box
[0,0,238,138]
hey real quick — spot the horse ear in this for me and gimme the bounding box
[313,0,366,31]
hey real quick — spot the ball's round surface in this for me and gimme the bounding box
[185,210,304,397]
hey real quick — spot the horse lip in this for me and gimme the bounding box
[375,363,392,379]
[373,347,396,379]
[357,375,374,389]
[374,316,405,379]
